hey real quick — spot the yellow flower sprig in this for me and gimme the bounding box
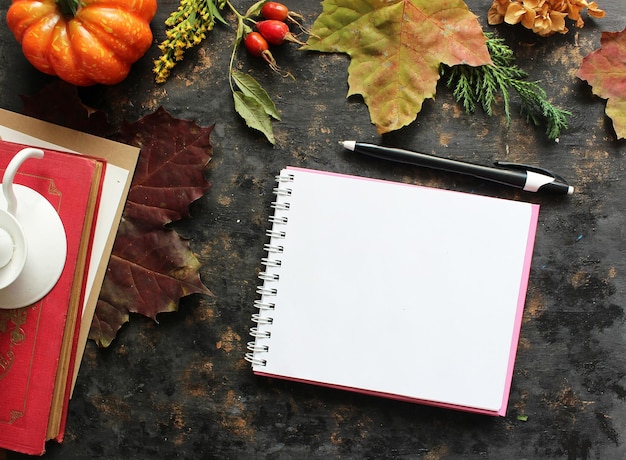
[488,0,605,37]
[154,0,227,83]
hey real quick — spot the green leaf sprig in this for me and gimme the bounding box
[444,33,570,141]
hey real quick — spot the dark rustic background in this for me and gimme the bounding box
[1,1,625,458]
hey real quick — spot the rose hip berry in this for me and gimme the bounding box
[256,20,305,46]
[261,2,289,21]
[260,2,309,34]
[244,32,280,71]
[261,2,304,23]
[244,31,269,57]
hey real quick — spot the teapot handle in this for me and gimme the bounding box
[2,148,44,216]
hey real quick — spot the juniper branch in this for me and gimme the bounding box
[444,33,571,140]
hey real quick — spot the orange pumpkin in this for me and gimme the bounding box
[6,0,157,86]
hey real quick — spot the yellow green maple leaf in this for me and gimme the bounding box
[577,28,626,140]
[303,0,492,134]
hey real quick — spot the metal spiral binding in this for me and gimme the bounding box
[263,244,284,253]
[247,342,269,353]
[252,313,273,325]
[271,201,290,211]
[253,300,275,310]
[276,172,295,183]
[249,327,271,338]
[261,257,281,267]
[256,287,277,296]
[258,272,279,281]
[266,229,286,238]
[245,171,294,367]
[269,215,288,225]
[273,186,292,196]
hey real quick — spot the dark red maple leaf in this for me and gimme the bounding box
[118,107,213,228]
[90,107,214,347]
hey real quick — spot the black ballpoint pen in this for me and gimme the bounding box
[341,141,574,195]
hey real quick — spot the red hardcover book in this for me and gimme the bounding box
[0,140,105,455]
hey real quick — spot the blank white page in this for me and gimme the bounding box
[247,167,539,415]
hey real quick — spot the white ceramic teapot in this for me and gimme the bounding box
[0,148,67,309]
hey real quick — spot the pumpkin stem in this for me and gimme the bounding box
[56,0,80,17]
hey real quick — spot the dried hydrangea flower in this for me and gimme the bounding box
[488,0,605,36]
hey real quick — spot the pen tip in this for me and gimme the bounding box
[340,140,356,151]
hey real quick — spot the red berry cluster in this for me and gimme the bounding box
[244,2,306,73]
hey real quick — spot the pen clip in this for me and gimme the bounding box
[494,161,570,184]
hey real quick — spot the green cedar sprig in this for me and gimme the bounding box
[444,33,570,141]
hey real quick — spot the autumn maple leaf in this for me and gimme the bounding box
[303,0,492,134]
[577,27,626,140]
[91,107,214,347]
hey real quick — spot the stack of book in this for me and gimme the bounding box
[0,109,139,455]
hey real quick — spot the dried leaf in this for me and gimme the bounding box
[577,27,626,139]
[90,107,214,347]
[303,0,492,133]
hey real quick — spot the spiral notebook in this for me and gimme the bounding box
[246,166,539,416]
